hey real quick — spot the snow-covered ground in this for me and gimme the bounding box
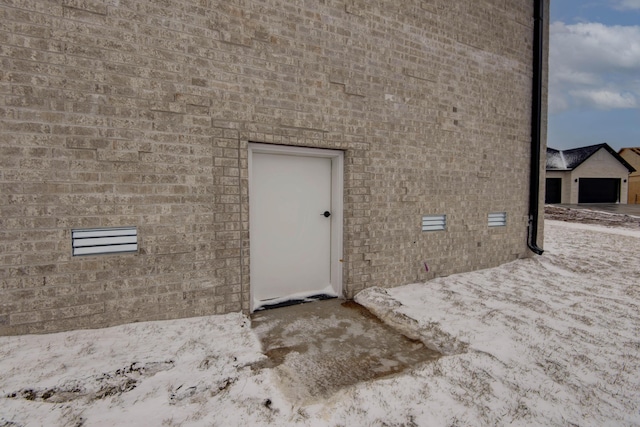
[2,215,640,426]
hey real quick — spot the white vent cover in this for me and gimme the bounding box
[72,227,138,256]
[422,214,446,232]
[488,212,507,227]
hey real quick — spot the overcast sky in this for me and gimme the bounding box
[547,0,640,151]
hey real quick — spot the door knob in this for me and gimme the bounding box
[322,211,331,218]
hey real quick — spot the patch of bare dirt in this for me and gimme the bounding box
[545,206,640,229]
[5,361,174,403]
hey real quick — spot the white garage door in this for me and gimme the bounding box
[249,144,343,311]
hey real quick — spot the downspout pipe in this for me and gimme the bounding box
[528,0,545,255]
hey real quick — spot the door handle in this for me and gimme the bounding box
[322,211,331,218]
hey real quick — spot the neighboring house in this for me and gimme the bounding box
[546,144,635,204]
[0,1,549,335]
[618,148,640,204]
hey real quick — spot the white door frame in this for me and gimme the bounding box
[248,143,344,311]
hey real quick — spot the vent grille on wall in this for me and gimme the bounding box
[422,214,446,232]
[488,212,507,227]
[72,227,138,256]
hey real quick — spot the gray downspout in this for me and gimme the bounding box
[528,0,545,255]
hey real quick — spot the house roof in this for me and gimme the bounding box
[546,147,567,170]
[546,143,636,173]
[619,147,640,157]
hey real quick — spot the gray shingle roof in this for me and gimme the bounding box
[546,143,636,172]
[546,147,567,170]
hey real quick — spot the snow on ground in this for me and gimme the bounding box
[0,313,283,427]
[2,216,640,426]
[357,220,640,426]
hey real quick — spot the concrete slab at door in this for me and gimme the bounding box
[250,145,342,310]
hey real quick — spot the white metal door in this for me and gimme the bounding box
[250,145,342,310]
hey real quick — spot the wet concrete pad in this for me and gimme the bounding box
[251,299,440,404]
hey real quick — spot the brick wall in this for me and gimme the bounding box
[0,0,548,334]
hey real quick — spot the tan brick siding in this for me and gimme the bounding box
[0,0,548,334]
[619,149,640,204]
[628,177,640,204]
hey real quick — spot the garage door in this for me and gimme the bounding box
[249,144,343,311]
[578,178,620,203]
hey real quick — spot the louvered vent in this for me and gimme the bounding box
[488,212,507,227]
[422,214,446,232]
[72,227,138,256]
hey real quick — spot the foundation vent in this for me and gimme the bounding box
[72,227,138,256]
[422,214,446,232]
[488,212,507,227]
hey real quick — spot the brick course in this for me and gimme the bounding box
[1,0,548,334]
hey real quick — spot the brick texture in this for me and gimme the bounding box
[0,0,549,335]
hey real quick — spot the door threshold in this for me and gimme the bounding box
[254,294,338,312]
